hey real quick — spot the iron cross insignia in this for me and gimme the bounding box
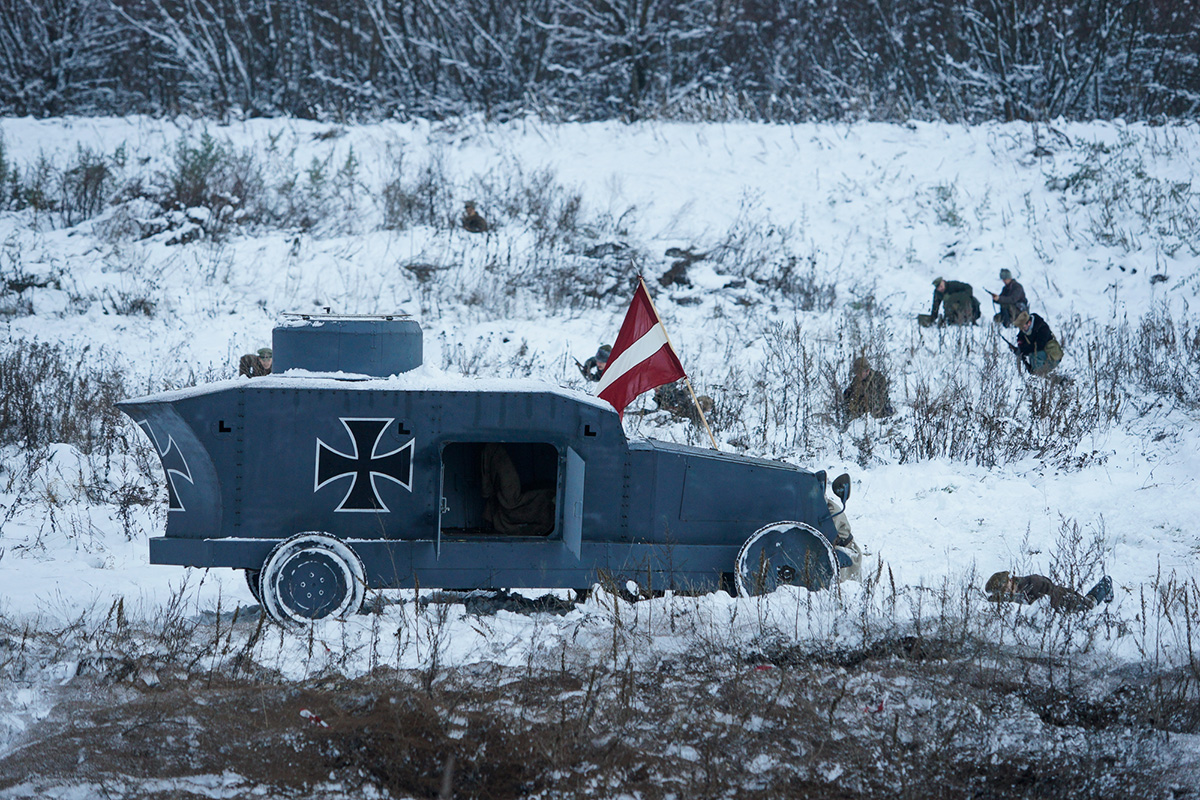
[315,418,413,512]
[135,419,193,511]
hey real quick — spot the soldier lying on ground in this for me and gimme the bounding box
[985,571,1112,611]
[921,277,981,326]
[654,380,713,422]
[239,347,273,378]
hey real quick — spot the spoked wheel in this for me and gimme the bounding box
[735,521,838,596]
[259,533,367,625]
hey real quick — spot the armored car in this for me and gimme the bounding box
[119,315,846,623]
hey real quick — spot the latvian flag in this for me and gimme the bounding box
[596,278,687,417]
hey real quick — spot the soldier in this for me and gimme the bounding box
[985,571,1113,612]
[826,473,861,582]
[239,347,273,378]
[577,344,611,382]
[924,277,981,326]
[1013,311,1063,375]
[654,380,713,422]
[842,355,894,420]
[462,201,488,233]
[989,268,1028,327]
[481,443,555,536]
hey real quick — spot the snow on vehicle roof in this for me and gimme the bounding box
[630,437,805,469]
[119,363,617,413]
[276,312,413,325]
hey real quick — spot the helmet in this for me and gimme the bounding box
[257,347,273,358]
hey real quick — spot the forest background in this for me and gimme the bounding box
[1,0,1198,124]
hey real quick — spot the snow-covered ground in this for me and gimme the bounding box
[0,115,1198,794]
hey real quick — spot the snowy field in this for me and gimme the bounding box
[0,115,1198,796]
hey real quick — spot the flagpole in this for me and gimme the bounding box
[638,276,720,451]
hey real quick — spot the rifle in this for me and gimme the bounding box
[1002,336,1032,373]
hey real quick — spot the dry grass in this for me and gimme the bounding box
[0,649,1182,800]
[1,573,1197,799]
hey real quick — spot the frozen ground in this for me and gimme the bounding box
[0,115,1197,797]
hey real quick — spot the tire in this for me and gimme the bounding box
[244,568,263,605]
[259,533,367,625]
[735,521,838,597]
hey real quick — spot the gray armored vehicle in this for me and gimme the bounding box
[120,315,847,623]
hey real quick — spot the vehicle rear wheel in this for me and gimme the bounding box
[259,533,367,625]
[735,521,837,596]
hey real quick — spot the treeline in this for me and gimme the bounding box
[1,0,1197,122]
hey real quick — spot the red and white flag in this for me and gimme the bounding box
[596,278,686,417]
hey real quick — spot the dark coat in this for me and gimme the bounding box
[994,279,1027,311]
[843,369,893,419]
[462,207,488,233]
[579,356,605,382]
[1016,313,1055,357]
[931,280,980,324]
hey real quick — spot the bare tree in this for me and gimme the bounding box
[0,0,125,114]
[0,0,1194,121]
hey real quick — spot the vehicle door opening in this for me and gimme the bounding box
[440,442,559,537]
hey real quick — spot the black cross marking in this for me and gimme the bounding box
[136,419,193,511]
[315,418,413,512]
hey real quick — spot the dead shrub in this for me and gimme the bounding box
[0,339,127,456]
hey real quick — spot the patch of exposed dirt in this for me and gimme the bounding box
[0,655,1193,800]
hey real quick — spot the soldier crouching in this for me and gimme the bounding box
[1013,311,1063,375]
[843,356,894,420]
[922,277,981,326]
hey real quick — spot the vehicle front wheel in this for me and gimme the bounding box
[244,568,262,605]
[259,533,367,625]
[734,521,837,596]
